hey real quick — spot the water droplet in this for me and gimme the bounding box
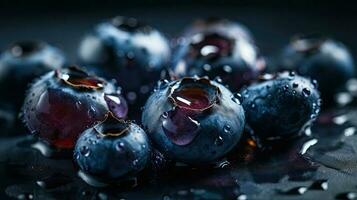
[80,146,90,157]
[161,112,168,119]
[162,108,201,146]
[336,192,357,200]
[223,65,232,73]
[223,124,231,134]
[281,186,308,195]
[127,92,137,102]
[261,73,274,80]
[309,179,328,191]
[293,82,299,88]
[215,136,224,146]
[104,94,128,119]
[333,115,348,125]
[214,76,222,83]
[289,71,296,76]
[17,193,34,200]
[237,194,248,200]
[302,88,311,96]
[344,127,356,137]
[336,92,353,106]
[203,64,211,71]
[311,79,318,88]
[231,93,242,104]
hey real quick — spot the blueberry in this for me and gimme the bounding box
[78,16,171,118]
[22,66,128,149]
[172,18,265,91]
[74,112,150,181]
[0,41,65,111]
[240,72,321,143]
[278,34,355,106]
[142,77,245,164]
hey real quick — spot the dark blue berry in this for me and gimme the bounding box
[22,66,128,149]
[240,72,321,143]
[78,16,171,119]
[142,77,245,164]
[74,113,150,181]
[0,41,65,111]
[172,18,265,91]
[278,34,355,106]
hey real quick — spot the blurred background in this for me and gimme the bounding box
[0,0,356,62]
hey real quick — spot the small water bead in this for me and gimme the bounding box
[203,64,212,71]
[232,93,242,104]
[214,76,223,83]
[333,115,348,125]
[309,179,328,191]
[104,93,128,119]
[336,192,357,200]
[281,186,308,195]
[214,136,224,146]
[344,127,356,137]
[223,124,231,133]
[289,71,296,76]
[311,79,318,88]
[260,73,274,80]
[162,108,201,146]
[336,92,353,106]
[80,146,90,157]
[223,65,233,73]
[17,193,34,200]
[237,194,248,200]
[293,82,299,88]
[302,88,311,97]
[283,85,289,90]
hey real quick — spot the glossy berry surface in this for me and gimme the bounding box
[74,113,150,181]
[240,72,321,143]
[278,35,355,105]
[172,18,265,91]
[0,41,65,110]
[22,66,128,149]
[78,16,171,110]
[142,77,245,164]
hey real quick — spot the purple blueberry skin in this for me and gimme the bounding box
[74,119,150,181]
[172,19,265,91]
[278,35,355,105]
[22,66,128,149]
[142,77,245,164]
[78,16,171,93]
[0,41,65,110]
[240,72,321,143]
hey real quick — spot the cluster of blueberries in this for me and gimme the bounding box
[0,17,354,185]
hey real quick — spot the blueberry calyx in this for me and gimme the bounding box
[190,33,234,61]
[56,66,104,89]
[94,112,129,137]
[168,77,221,112]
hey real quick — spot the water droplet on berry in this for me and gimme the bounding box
[223,124,231,133]
[80,146,90,157]
[214,136,224,146]
[302,88,311,96]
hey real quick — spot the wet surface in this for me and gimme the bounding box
[1,105,357,199]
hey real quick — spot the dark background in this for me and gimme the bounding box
[0,0,356,63]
